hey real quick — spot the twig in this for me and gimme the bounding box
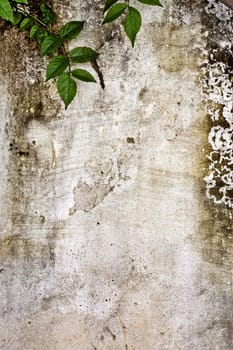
[91,59,105,89]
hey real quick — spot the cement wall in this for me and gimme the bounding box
[0,0,233,349]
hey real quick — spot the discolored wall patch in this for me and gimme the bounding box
[1,1,233,349]
[202,0,233,208]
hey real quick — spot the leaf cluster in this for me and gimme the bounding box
[103,0,162,46]
[0,0,98,108]
[0,0,163,108]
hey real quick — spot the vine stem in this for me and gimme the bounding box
[91,59,105,89]
[15,5,49,29]
[62,43,71,75]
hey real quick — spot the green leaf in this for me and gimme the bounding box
[30,24,40,39]
[20,17,33,30]
[15,0,28,3]
[69,47,98,63]
[103,3,127,24]
[40,3,56,25]
[0,0,14,23]
[40,35,63,56]
[137,0,162,6]
[124,7,141,47]
[57,73,77,109]
[35,28,48,45]
[60,21,84,41]
[46,55,69,81]
[12,11,22,25]
[72,69,96,83]
[103,0,118,13]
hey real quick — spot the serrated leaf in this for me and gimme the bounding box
[20,17,33,30]
[0,0,13,23]
[60,21,84,41]
[46,55,69,81]
[57,73,77,109]
[40,3,56,25]
[30,24,40,39]
[40,35,63,56]
[69,47,98,63]
[137,0,162,6]
[72,69,96,83]
[12,11,22,25]
[124,7,141,47]
[103,0,118,13]
[103,3,127,24]
[15,0,28,4]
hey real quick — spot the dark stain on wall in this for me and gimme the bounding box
[167,1,233,347]
[0,2,62,315]
[193,2,233,347]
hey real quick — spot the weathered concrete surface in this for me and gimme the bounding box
[0,0,233,349]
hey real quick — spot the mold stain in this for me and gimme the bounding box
[161,3,233,348]
[200,1,233,209]
[151,23,203,73]
[167,2,233,346]
[0,234,55,266]
[196,1,233,277]
[190,6,233,344]
[0,5,62,292]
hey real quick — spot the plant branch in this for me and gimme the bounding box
[91,59,105,89]
[15,5,48,29]
[62,43,71,74]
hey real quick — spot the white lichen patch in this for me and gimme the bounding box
[205,0,233,23]
[203,0,233,208]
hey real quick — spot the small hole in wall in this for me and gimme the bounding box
[127,137,135,144]
[32,140,36,145]
[96,222,100,225]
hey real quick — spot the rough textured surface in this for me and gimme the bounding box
[0,0,233,349]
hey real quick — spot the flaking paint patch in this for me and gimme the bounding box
[202,0,233,208]
[69,181,114,213]
[190,2,233,347]
[196,1,233,264]
[195,4,233,332]
[69,153,135,214]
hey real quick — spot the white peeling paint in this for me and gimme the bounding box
[204,0,233,208]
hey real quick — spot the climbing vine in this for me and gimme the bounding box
[0,0,162,108]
